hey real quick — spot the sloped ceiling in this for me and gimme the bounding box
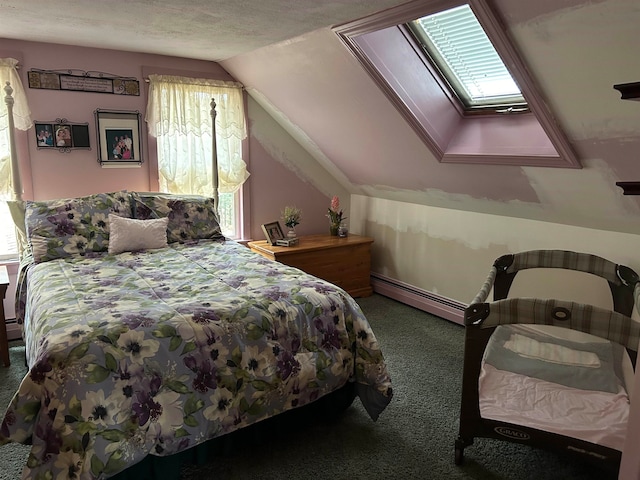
[2,0,640,234]
[221,0,640,234]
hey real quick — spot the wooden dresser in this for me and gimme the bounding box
[247,234,373,297]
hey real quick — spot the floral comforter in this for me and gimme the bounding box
[0,240,392,479]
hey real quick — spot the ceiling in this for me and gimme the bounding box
[0,0,407,62]
[2,0,639,236]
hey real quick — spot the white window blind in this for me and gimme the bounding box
[411,4,525,109]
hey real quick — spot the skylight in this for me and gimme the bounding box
[407,4,527,111]
[333,0,580,168]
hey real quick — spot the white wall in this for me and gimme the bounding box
[351,194,640,306]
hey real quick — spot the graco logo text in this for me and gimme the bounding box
[494,427,530,440]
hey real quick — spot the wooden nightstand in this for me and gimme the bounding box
[0,265,10,367]
[248,234,373,297]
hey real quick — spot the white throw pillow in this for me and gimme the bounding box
[108,214,168,255]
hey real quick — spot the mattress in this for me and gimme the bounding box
[479,324,632,451]
[2,240,393,479]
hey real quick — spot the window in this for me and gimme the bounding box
[0,120,17,260]
[333,0,580,168]
[217,192,237,237]
[407,4,527,112]
[0,202,18,261]
[146,75,250,238]
[0,58,33,260]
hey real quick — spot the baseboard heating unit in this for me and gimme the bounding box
[370,272,465,325]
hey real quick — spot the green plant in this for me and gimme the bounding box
[282,206,302,228]
[327,195,346,226]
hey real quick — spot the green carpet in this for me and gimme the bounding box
[0,294,618,479]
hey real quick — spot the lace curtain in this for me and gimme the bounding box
[146,74,249,197]
[0,58,32,200]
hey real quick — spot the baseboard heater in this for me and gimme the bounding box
[370,273,465,326]
[6,319,22,341]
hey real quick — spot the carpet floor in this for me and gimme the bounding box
[0,294,620,479]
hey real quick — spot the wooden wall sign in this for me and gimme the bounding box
[28,69,140,96]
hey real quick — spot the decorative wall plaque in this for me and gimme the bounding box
[28,69,140,96]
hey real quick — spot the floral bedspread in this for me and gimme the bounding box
[0,240,392,479]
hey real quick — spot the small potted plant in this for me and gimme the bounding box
[282,206,302,238]
[327,196,346,236]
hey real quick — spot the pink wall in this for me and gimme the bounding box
[247,133,335,241]
[354,22,565,167]
[1,39,333,241]
[1,40,231,200]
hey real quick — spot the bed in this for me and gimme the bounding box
[455,249,640,473]
[0,84,393,479]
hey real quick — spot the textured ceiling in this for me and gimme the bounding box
[0,0,407,61]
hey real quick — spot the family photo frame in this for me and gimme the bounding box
[34,120,90,151]
[261,221,285,245]
[95,109,143,167]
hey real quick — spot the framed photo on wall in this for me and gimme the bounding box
[35,123,55,147]
[95,109,143,167]
[34,121,90,150]
[261,221,285,245]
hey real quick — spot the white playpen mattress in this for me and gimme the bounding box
[479,324,632,451]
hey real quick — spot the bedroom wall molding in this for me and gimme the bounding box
[27,69,140,96]
[370,272,465,325]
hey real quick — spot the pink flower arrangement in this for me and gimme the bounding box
[327,195,346,226]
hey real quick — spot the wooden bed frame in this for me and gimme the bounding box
[455,250,640,473]
[1,82,363,479]
[4,82,22,202]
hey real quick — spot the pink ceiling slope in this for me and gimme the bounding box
[221,0,640,234]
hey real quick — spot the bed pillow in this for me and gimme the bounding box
[108,214,169,254]
[25,190,132,263]
[483,325,624,394]
[132,193,223,244]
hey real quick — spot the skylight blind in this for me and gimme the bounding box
[413,4,524,108]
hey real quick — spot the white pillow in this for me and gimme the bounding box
[108,214,168,255]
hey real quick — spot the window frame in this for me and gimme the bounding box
[0,201,18,261]
[145,70,250,239]
[333,0,580,168]
[405,4,529,114]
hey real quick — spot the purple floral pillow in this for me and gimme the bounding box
[25,191,132,263]
[132,193,223,244]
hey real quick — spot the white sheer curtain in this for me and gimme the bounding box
[0,58,32,200]
[145,74,249,197]
[0,58,32,260]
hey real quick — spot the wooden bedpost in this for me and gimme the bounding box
[210,97,219,213]
[4,81,22,201]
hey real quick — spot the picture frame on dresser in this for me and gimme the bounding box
[261,221,285,245]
